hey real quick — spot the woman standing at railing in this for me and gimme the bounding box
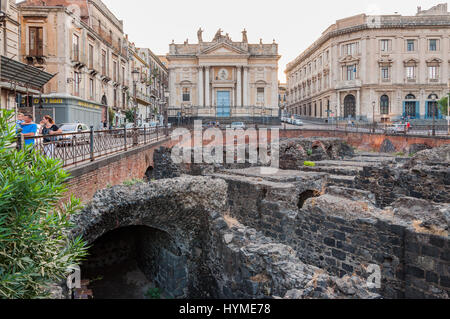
[41,115,62,158]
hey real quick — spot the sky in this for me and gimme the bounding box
[102,0,447,82]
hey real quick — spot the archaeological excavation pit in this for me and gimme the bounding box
[69,141,450,300]
[81,226,187,299]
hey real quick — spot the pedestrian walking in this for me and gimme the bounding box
[20,114,38,148]
[41,115,62,158]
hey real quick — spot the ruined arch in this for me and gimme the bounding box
[81,225,185,299]
[144,165,154,181]
[298,190,321,209]
[70,176,228,299]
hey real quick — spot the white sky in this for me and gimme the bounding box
[102,0,447,82]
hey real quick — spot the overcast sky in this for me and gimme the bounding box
[103,0,447,81]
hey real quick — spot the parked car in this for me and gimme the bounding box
[293,119,304,126]
[58,123,90,145]
[230,122,246,130]
[386,123,407,135]
[203,121,219,128]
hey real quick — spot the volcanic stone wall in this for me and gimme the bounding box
[355,165,450,207]
[219,171,449,299]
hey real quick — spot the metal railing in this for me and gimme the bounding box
[22,126,174,168]
[282,121,450,137]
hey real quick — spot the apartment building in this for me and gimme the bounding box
[285,3,450,123]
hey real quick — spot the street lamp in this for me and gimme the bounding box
[164,91,169,132]
[431,94,436,137]
[372,101,376,133]
[132,69,140,128]
[131,68,140,145]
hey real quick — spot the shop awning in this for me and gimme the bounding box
[0,55,55,90]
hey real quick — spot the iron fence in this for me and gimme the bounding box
[281,122,450,137]
[22,126,173,168]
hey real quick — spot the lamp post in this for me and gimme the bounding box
[335,103,338,129]
[431,94,436,137]
[131,68,140,145]
[447,81,450,136]
[164,91,169,134]
[372,101,376,133]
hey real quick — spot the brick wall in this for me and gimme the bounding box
[63,138,178,204]
[279,129,450,152]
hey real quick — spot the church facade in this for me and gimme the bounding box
[167,29,281,124]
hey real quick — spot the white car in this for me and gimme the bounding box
[230,122,246,129]
[293,119,304,126]
[58,123,90,145]
[387,124,407,135]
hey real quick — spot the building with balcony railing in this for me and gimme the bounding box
[17,0,130,128]
[136,47,169,123]
[285,3,450,123]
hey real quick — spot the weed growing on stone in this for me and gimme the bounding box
[123,179,145,186]
[145,287,161,299]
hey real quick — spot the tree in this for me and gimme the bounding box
[108,107,115,127]
[0,109,88,299]
[438,95,449,117]
[125,109,136,123]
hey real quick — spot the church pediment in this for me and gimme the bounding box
[199,43,249,56]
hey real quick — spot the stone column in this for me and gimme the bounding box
[236,66,242,107]
[243,67,249,107]
[205,67,210,107]
[198,67,204,107]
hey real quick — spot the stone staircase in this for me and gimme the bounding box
[296,152,408,188]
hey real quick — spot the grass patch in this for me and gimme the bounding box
[123,178,145,186]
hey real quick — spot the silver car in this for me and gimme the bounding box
[230,122,246,129]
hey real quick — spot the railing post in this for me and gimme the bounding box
[124,127,127,151]
[133,127,138,146]
[90,126,94,162]
[144,126,146,144]
[16,131,23,151]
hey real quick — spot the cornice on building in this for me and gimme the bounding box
[286,12,450,73]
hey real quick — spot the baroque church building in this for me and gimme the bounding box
[167,29,280,124]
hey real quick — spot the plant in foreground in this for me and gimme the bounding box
[0,109,88,299]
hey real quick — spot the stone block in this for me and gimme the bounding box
[324,237,336,247]
[422,245,441,258]
[333,231,346,241]
[332,249,346,261]
[425,271,439,284]
[406,266,425,279]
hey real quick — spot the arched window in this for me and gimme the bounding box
[405,94,416,100]
[380,95,389,115]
